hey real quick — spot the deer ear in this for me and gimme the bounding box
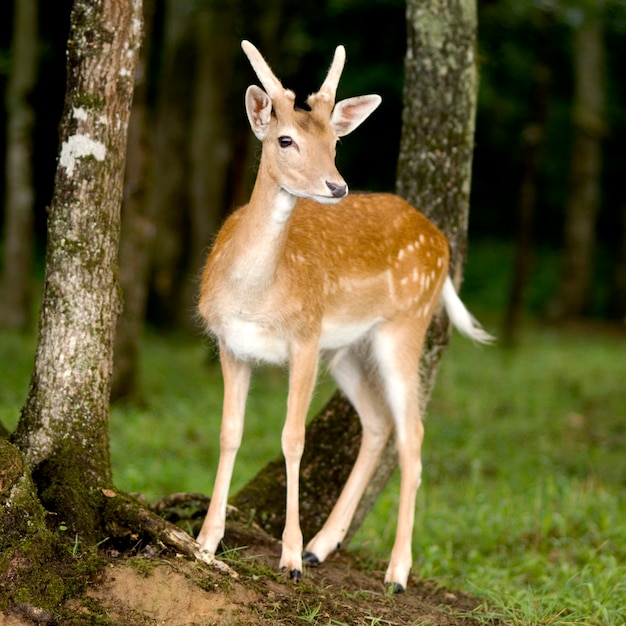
[331,95,382,137]
[245,85,273,140]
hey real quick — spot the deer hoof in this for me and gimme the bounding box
[389,582,405,594]
[302,551,320,566]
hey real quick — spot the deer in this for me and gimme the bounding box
[196,40,493,592]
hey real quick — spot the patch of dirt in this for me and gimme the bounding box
[1,520,498,625]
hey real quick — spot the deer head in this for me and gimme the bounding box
[241,40,382,204]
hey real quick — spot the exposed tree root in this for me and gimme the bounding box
[104,490,239,579]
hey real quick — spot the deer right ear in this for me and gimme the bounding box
[331,95,382,138]
[245,85,273,140]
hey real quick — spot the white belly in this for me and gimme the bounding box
[319,317,381,350]
[220,316,289,364]
[217,313,382,364]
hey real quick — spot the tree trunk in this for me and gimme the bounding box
[182,4,239,327]
[354,0,479,542]
[0,0,38,330]
[147,0,195,328]
[549,16,606,319]
[11,0,143,542]
[609,201,626,320]
[112,0,156,401]
[1,3,233,616]
[234,0,479,548]
[502,17,552,345]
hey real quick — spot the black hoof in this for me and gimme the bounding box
[302,551,320,566]
[389,582,405,594]
[290,568,302,581]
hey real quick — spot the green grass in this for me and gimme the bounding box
[351,326,626,624]
[1,245,625,624]
[2,324,624,624]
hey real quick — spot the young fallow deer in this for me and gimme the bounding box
[197,40,492,592]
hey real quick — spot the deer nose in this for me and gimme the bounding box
[326,181,347,198]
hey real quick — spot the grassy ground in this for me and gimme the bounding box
[1,244,625,624]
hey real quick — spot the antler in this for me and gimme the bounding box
[318,45,346,101]
[241,40,285,100]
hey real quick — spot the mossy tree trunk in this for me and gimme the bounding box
[10,0,143,543]
[234,0,479,547]
[1,2,145,616]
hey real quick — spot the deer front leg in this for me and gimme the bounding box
[280,339,319,580]
[197,345,251,556]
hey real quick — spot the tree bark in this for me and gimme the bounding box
[234,0,479,549]
[11,0,143,542]
[549,16,606,319]
[0,0,38,330]
[112,0,156,401]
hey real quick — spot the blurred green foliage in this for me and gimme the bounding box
[1,0,626,317]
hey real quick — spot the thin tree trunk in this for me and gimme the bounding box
[549,17,606,318]
[180,4,240,331]
[502,19,551,345]
[112,0,156,401]
[234,0,479,549]
[609,201,626,320]
[147,0,195,327]
[11,0,143,542]
[0,0,38,330]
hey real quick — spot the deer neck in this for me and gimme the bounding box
[227,158,297,292]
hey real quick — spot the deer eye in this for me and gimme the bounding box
[278,136,293,148]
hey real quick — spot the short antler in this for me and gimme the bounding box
[319,45,346,101]
[241,40,285,100]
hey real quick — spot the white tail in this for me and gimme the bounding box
[196,41,493,591]
[441,276,494,344]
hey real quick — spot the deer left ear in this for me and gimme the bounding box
[331,95,382,137]
[245,85,273,140]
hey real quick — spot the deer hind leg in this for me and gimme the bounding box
[197,345,251,555]
[304,345,394,565]
[371,320,425,592]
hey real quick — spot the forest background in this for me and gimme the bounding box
[0,1,625,624]
[1,0,626,352]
